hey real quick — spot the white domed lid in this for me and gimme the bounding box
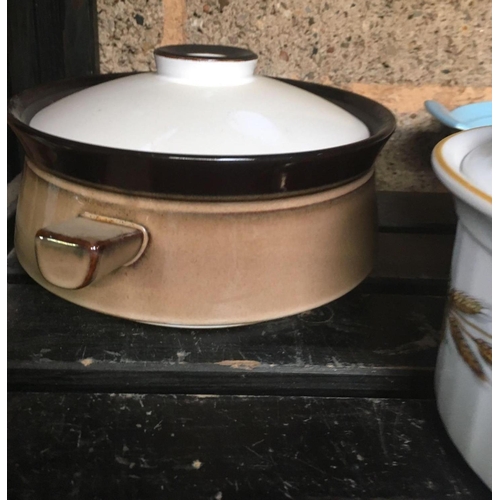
[28,45,370,156]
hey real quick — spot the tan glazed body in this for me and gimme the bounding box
[15,161,376,327]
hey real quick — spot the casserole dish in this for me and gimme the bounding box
[8,44,396,327]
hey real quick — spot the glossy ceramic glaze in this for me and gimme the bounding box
[29,45,369,156]
[15,160,377,327]
[431,126,492,488]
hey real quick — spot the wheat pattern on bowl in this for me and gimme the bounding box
[446,289,492,382]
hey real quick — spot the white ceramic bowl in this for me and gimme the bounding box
[431,126,492,488]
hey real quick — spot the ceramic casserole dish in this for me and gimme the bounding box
[8,44,396,327]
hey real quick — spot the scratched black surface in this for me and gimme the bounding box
[8,282,445,396]
[8,393,491,499]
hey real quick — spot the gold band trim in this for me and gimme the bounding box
[434,137,492,204]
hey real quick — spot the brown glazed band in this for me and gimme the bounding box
[7,73,396,200]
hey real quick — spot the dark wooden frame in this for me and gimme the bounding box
[7,0,99,181]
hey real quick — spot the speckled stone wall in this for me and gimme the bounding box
[98,0,163,73]
[186,0,491,87]
[96,0,492,192]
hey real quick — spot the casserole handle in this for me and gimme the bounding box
[34,214,148,290]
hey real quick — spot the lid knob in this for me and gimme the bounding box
[154,44,258,86]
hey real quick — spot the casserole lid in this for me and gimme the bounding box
[8,49,396,199]
[431,126,492,217]
[28,45,370,156]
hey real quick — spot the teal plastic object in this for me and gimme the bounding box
[424,100,492,130]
